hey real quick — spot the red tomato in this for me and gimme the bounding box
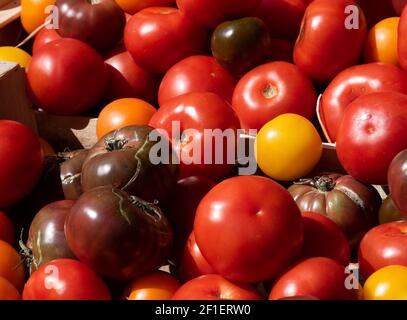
[358,221,407,279]
[27,38,107,116]
[336,92,407,185]
[172,275,262,300]
[321,63,407,142]
[176,0,261,28]
[0,240,25,291]
[399,6,407,70]
[194,176,303,283]
[178,232,215,283]
[0,277,20,300]
[0,211,14,245]
[267,38,294,63]
[32,28,62,55]
[167,176,216,261]
[149,92,241,180]
[105,50,158,103]
[158,55,236,106]
[357,0,396,27]
[116,0,175,14]
[300,212,350,266]
[23,259,112,300]
[232,61,317,131]
[0,121,43,208]
[393,0,407,14]
[254,0,307,41]
[294,0,367,83]
[269,257,358,300]
[124,7,208,74]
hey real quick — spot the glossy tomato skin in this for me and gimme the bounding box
[60,149,89,200]
[124,7,208,74]
[294,0,367,83]
[358,221,407,279]
[32,28,62,55]
[82,125,178,205]
[399,7,407,71]
[363,265,407,300]
[0,277,20,300]
[116,0,175,15]
[26,200,76,273]
[211,17,271,76]
[269,257,358,300]
[0,211,14,245]
[178,232,215,283]
[379,196,406,224]
[289,174,381,247]
[254,0,307,41]
[336,92,407,185]
[56,0,126,51]
[300,212,350,266]
[21,0,56,34]
[388,150,407,214]
[232,61,317,131]
[0,240,25,291]
[321,63,407,142]
[158,56,236,106]
[176,0,261,28]
[23,259,111,300]
[27,39,107,116]
[126,271,180,300]
[172,275,262,300]
[105,51,158,103]
[0,120,43,208]
[194,176,303,283]
[167,176,216,261]
[149,92,241,180]
[65,186,173,280]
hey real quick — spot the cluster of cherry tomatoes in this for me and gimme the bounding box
[0,0,407,301]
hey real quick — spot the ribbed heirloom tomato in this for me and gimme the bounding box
[194,176,303,283]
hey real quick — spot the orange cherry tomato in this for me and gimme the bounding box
[39,137,55,157]
[364,17,400,66]
[126,271,180,300]
[0,240,25,291]
[96,98,157,139]
[0,277,21,300]
[21,0,56,34]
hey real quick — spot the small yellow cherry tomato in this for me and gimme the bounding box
[364,17,400,66]
[255,113,322,181]
[364,265,407,300]
[0,47,31,68]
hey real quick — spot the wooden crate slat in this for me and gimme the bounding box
[0,0,21,30]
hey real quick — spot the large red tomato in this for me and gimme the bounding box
[176,0,262,28]
[399,6,407,70]
[0,121,43,208]
[232,61,317,131]
[158,55,236,106]
[0,211,14,245]
[172,275,262,300]
[294,0,367,83]
[336,92,407,185]
[23,259,111,300]
[269,257,358,300]
[320,63,407,142]
[167,176,216,261]
[254,0,307,41]
[32,28,62,55]
[358,221,407,279]
[194,176,303,283]
[27,38,107,116]
[300,212,350,266]
[178,232,215,283]
[105,50,158,103]
[124,7,208,74]
[149,92,241,180]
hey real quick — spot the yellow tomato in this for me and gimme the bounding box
[255,113,322,181]
[96,98,157,139]
[21,0,56,34]
[0,47,31,68]
[364,265,407,300]
[126,271,180,300]
[364,17,400,66]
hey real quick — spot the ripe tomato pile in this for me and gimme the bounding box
[1,0,407,301]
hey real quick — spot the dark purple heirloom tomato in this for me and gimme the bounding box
[65,186,173,280]
[60,149,89,200]
[388,149,407,215]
